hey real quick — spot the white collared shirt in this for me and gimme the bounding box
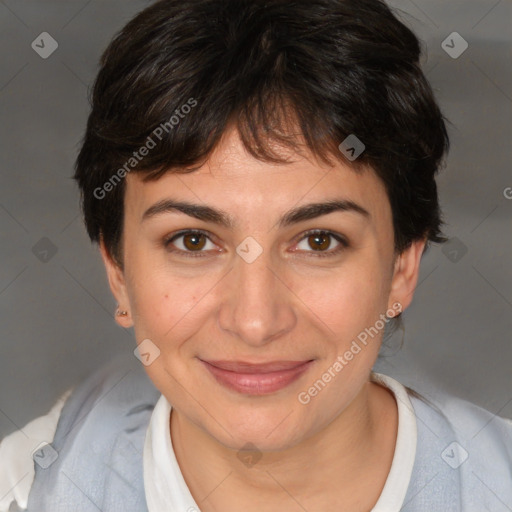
[143,372,417,512]
[0,373,417,511]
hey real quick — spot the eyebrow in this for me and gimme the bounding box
[141,198,370,228]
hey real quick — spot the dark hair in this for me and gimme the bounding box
[74,0,449,265]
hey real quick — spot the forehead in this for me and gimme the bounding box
[124,127,389,221]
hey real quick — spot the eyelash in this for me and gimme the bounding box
[163,229,349,259]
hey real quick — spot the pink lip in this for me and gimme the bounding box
[199,359,314,395]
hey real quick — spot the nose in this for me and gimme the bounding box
[217,248,297,347]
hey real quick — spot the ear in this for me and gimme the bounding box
[388,238,427,315]
[99,238,133,328]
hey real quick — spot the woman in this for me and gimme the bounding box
[1,0,511,510]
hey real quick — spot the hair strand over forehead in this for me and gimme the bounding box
[74,0,449,264]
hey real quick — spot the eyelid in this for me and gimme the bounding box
[164,228,214,243]
[163,229,221,257]
[291,229,349,257]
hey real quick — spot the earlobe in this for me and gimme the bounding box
[388,238,427,313]
[99,239,133,327]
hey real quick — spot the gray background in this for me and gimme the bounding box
[0,0,511,440]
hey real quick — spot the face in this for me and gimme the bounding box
[102,127,425,452]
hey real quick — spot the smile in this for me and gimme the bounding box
[199,359,315,395]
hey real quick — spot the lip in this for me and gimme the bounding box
[199,359,314,395]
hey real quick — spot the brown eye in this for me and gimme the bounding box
[165,230,217,256]
[183,232,207,251]
[307,233,331,251]
[294,230,348,257]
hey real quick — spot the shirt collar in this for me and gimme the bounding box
[143,372,417,512]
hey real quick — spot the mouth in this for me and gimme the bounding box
[198,358,315,395]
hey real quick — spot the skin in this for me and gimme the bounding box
[100,126,426,511]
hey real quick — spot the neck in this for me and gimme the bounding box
[170,378,398,511]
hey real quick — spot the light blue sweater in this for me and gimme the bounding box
[25,354,512,511]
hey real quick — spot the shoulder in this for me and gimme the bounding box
[0,389,72,512]
[28,353,161,510]
[410,387,512,459]
[2,353,160,512]
[60,352,163,463]
[53,351,160,434]
[405,386,512,510]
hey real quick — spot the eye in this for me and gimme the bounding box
[163,229,347,259]
[293,230,348,257]
[164,230,219,257]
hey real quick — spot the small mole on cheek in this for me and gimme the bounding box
[164,294,169,299]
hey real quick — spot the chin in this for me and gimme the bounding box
[207,406,310,453]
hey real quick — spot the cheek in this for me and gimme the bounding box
[298,261,389,333]
[126,262,217,342]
